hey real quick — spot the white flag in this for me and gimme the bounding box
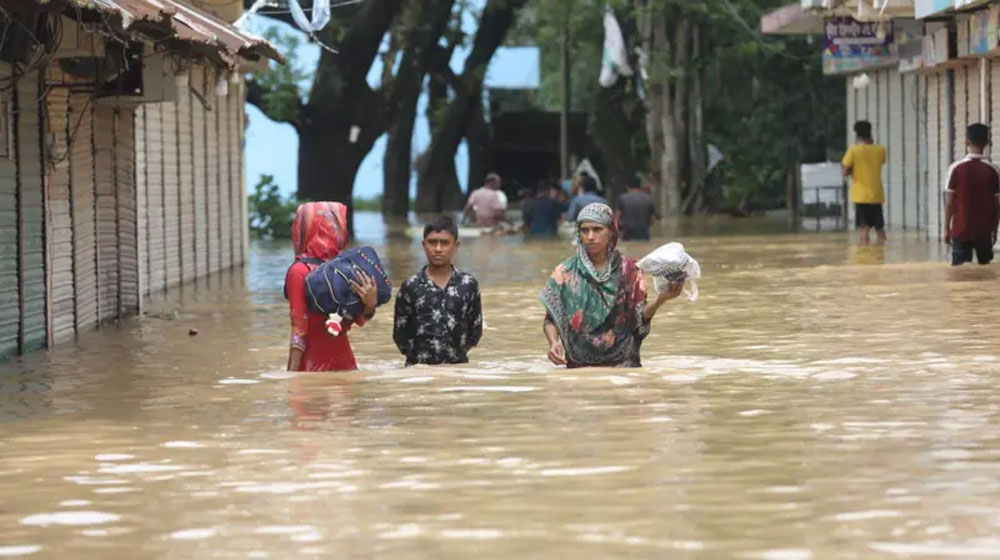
[599,7,632,87]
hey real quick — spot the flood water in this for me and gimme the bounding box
[2,214,1000,559]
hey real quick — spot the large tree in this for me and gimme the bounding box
[246,0,454,223]
[416,0,530,212]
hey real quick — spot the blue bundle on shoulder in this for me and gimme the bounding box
[304,247,392,320]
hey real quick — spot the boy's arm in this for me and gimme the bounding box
[465,284,483,350]
[944,164,958,242]
[392,285,416,356]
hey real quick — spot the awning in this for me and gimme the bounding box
[61,0,283,68]
[761,3,824,35]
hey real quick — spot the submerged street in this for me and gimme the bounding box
[1,217,998,559]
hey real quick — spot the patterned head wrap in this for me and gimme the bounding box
[291,202,349,261]
[576,202,614,228]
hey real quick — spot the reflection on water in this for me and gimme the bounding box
[2,214,999,559]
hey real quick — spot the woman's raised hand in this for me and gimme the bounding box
[656,282,684,304]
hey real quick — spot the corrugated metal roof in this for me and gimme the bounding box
[62,0,283,67]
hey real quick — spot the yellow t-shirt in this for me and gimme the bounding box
[842,143,886,204]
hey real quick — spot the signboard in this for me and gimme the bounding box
[823,17,895,75]
[967,6,998,55]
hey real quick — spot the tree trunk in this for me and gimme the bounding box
[465,101,493,195]
[682,21,705,215]
[417,0,528,212]
[297,122,371,231]
[672,14,690,212]
[592,80,636,203]
[653,14,680,216]
[382,0,457,217]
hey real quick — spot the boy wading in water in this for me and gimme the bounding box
[944,123,1000,266]
[842,120,888,244]
[393,216,483,366]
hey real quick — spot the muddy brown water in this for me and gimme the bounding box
[2,216,999,559]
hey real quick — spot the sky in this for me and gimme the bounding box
[243,13,540,199]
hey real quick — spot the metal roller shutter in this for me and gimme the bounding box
[177,70,196,284]
[0,64,20,357]
[115,107,138,314]
[144,104,166,294]
[162,101,182,289]
[207,68,222,274]
[888,70,905,228]
[17,70,47,351]
[902,72,921,230]
[69,92,97,332]
[192,67,208,280]
[93,104,119,321]
[45,76,75,343]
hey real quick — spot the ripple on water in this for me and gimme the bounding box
[439,386,536,393]
[0,546,42,557]
[94,454,134,461]
[168,528,217,540]
[539,466,631,477]
[20,511,121,526]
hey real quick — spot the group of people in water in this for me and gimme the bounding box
[285,196,682,372]
[843,119,999,266]
[463,171,660,242]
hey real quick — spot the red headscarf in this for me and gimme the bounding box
[291,202,349,261]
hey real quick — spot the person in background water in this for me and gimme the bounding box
[615,175,659,241]
[285,202,377,372]
[464,172,508,227]
[944,123,1000,266]
[842,120,888,245]
[524,180,568,238]
[394,215,484,366]
[565,175,608,222]
[541,203,682,368]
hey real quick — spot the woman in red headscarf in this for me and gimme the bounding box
[285,202,377,371]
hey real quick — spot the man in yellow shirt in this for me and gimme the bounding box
[842,120,887,244]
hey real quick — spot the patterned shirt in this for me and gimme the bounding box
[393,267,483,366]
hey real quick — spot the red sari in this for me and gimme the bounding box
[285,202,368,372]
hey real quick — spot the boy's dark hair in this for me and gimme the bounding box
[854,120,873,140]
[536,179,554,194]
[423,215,458,240]
[626,174,642,189]
[581,175,599,193]
[967,123,990,148]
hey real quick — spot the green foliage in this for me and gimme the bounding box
[251,28,314,124]
[520,0,845,211]
[248,175,298,239]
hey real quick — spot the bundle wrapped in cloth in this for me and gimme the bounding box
[636,242,701,302]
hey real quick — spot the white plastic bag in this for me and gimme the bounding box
[636,242,701,302]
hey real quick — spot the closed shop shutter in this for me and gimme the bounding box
[207,69,222,274]
[45,79,75,343]
[0,64,20,357]
[954,66,968,161]
[230,82,244,267]
[218,84,232,270]
[17,70,47,351]
[116,107,138,314]
[902,72,921,230]
[237,79,248,265]
[888,70,905,228]
[135,106,148,303]
[846,78,856,145]
[144,104,166,294]
[177,70,196,284]
[162,101,182,289]
[69,93,97,332]
[93,104,119,321]
[877,71,890,211]
[926,73,940,238]
[192,67,208,280]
